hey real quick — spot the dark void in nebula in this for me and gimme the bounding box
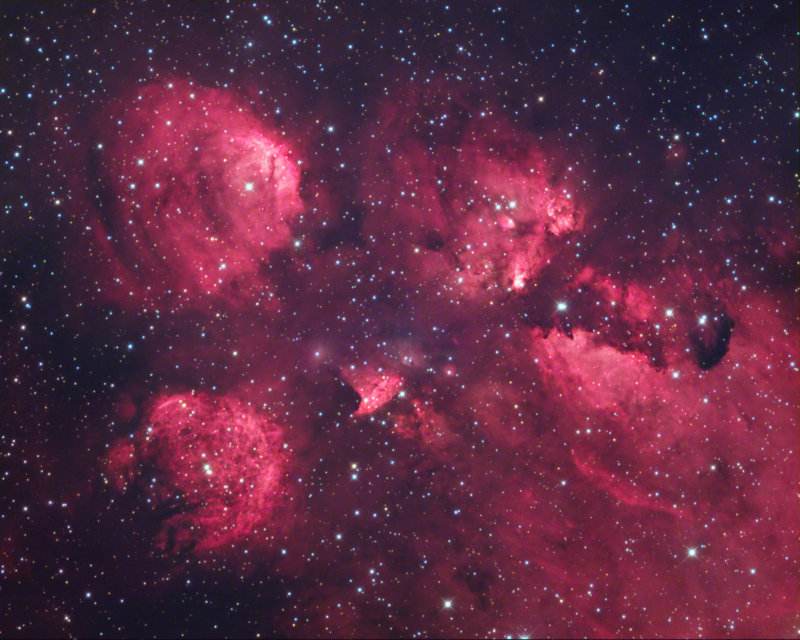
[2,3,797,639]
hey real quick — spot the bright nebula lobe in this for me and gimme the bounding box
[360,88,584,301]
[91,81,303,305]
[106,393,289,554]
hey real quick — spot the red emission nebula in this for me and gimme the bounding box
[87,81,305,307]
[105,393,291,554]
[2,4,798,640]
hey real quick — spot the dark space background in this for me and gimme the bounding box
[1,2,797,638]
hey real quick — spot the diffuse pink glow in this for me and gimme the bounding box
[90,80,304,306]
[6,5,797,639]
[570,447,687,518]
[359,85,584,300]
[52,76,796,639]
[105,393,290,554]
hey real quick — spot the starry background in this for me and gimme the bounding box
[1,2,798,638]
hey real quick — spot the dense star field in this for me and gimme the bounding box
[1,2,798,638]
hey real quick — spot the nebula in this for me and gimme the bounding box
[358,83,584,304]
[341,364,404,416]
[86,80,305,307]
[104,393,291,555]
[3,4,796,639]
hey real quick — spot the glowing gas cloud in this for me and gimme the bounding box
[5,5,796,638]
[105,393,290,554]
[88,80,304,306]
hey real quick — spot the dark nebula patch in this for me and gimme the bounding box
[691,314,735,370]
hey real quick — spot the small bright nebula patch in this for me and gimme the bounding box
[341,364,404,415]
[105,393,289,554]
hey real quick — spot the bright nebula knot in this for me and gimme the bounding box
[341,364,404,415]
